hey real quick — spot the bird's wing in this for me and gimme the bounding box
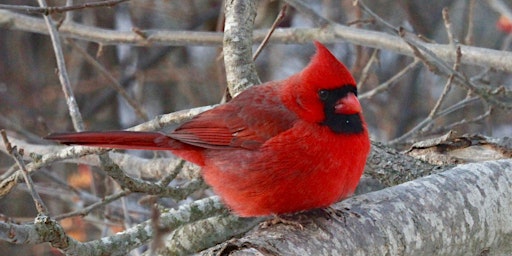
[169,85,297,150]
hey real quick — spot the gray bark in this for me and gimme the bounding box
[201,160,512,256]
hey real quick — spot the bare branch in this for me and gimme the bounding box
[253,4,288,61]
[388,47,463,145]
[34,0,84,131]
[356,48,380,91]
[359,59,420,100]
[1,130,48,215]
[0,0,129,15]
[388,97,481,145]
[2,10,512,74]
[284,0,330,27]
[428,47,462,119]
[399,29,512,110]
[54,190,131,220]
[442,7,456,46]
[464,0,476,45]
[432,107,493,135]
[66,39,149,121]
[98,153,206,199]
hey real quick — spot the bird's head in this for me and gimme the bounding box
[283,41,365,134]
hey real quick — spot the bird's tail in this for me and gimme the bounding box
[45,131,176,151]
[46,131,206,166]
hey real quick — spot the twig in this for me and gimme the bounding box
[357,48,380,90]
[351,4,366,78]
[36,0,85,131]
[98,154,206,200]
[0,0,129,15]
[388,96,481,145]
[120,196,133,235]
[40,169,82,195]
[63,0,74,23]
[356,0,512,110]
[0,164,17,181]
[427,47,461,119]
[347,18,375,26]
[464,0,476,45]
[54,190,131,220]
[0,115,45,143]
[353,0,399,33]
[252,4,288,61]
[388,47,462,145]
[156,160,185,187]
[442,7,455,47]
[284,0,331,27]
[432,7,458,120]
[1,130,48,215]
[359,59,420,100]
[501,34,512,50]
[429,107,492,135]
[396,23,512,110]
[66,39,149,121]
[387,48,464,144]
[432,96,480,119]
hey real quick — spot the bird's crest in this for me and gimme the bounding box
[301,41,356,89]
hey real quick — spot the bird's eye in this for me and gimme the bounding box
[318,89,329,101]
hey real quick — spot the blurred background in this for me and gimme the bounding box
[0,0,511,255]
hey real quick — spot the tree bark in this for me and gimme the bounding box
[201,160,512,256]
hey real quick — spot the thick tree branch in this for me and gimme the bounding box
[201,160,512,255]
[223,0,261,97]
[1,196,228,255]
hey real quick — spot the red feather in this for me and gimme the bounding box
[170,83,296,150]
[46,42,370,217]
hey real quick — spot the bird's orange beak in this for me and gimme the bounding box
[334,92,362,115]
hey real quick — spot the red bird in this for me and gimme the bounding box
[46,42,371,217]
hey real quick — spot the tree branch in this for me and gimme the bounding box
[0,0,129,15]
[34,0,85,131]
[2,10,512,73]
[223,0,261,97]
[201,160,512,255]
[1,196,229,255]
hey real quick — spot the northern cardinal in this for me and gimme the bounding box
[46,42,371,217]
